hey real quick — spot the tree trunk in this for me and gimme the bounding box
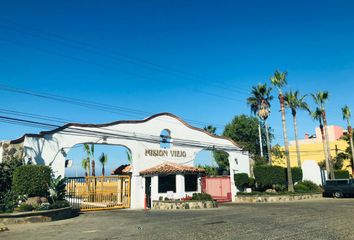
[348,125,354,175]
[292,113,301,168]
[265,121,272,165]
[92,159,96,177]
[279,94,294,192]
[320,124,330,175]
[102,166,105,177]
[258,121,264,158]
[322,111,335,179]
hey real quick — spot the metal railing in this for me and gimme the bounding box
[65,176,130,211]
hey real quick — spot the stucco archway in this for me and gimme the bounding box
[9,113,250,209]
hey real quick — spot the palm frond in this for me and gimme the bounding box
[342,105,351,120]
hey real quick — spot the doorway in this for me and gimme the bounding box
[145,177,152,208]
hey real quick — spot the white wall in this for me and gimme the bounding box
[19,113,249,209]
[301,160,323,185]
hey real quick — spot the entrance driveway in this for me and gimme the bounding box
[2,198,354,240]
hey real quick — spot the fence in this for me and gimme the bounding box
[65,176,130,211]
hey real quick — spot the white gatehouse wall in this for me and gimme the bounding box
[10,113,250,209]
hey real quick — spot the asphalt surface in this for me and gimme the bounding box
[2,198,354,240]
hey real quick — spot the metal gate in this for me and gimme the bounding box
[201,176,232,202]
[65,176,130,211]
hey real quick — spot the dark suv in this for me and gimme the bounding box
[323,179,354,198]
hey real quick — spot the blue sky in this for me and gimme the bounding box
[1,1,354,176]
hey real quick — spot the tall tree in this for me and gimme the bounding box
[99,153,108,176]
[311,107,330,174]
[312,91,335,179]
[91,144,95,177]
[126,150,132,163]
[284,90,309,167]
[214,115,271,170]
[342,105,354,174]
[81,157,89,177]
[84,143,95,177]
[247,83,273,164]
[203,125,217,135]
[83,144,91,177]
[270,70,294,192]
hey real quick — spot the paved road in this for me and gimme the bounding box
[2,198,354,240]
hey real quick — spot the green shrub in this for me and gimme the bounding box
[248,177,255,188]
[291,167,303,183]
[0,157,24,212]
[48,175,66,203]
[198,165,218,176]
[192,193,213,201]
[17,203,34,212]
[234,173,249,191]
[48,200,70,210]
[254,165,303,188]
[12,165,51,197]
[294,180,321,193]
[334,170,350,179]
[254,165,285,187]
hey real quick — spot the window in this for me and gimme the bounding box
[158,175,176,193]
[160,129,171,149]
[185,174,198,192]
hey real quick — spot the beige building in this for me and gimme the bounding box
[273,125,351,171]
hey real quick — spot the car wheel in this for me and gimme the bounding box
[334,191,343,198]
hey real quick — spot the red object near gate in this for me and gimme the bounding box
[201,176,232,202]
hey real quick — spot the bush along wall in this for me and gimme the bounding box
[12,165,51,197]
[234,173,255,191]
[334,170,350,179]
[254,165,303,189]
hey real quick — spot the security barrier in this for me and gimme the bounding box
[65,176,130,211]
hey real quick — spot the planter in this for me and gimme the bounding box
[235,193,322,203]
[0,207,74,224]
[152,200,218,210]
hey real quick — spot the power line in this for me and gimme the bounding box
[0,84,226,128]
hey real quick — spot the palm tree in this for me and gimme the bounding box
[83,144,91,177]
[270,70,294,192]
[84,143,95,177]
[311,107,330,174]
[126,150,132,163]
[204,125,217,135]
[247,83,273,161]
[284,90,309,167]
[99,153,108,176]
[312,91,335,179]
[342,105,354,175]
[81,157,89,177]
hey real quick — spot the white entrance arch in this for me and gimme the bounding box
[10,113,250,209]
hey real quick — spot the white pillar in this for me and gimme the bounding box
[130,174,143,209]
[176,174,185,199]
[151,175,159,201]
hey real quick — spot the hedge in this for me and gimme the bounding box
[334,170,350,179]
[234,173,249,191]
[12,165,51,197]
[290,167,303,183]
[254,165,303,188]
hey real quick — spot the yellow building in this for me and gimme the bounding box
[273,125,352,172]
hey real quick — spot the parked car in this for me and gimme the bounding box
[323,179,354,198]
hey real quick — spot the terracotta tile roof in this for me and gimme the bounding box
[111,164,132,175]
[140,162,205,175]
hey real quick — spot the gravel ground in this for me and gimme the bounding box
[2,198,354,240]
